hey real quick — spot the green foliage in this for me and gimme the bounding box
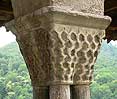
[0,42,32,99]
[0,41,117,99]
[91,40,117,99]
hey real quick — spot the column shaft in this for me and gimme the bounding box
[71,85,90,99]
[33,86,49,99]
[50,85,70,99]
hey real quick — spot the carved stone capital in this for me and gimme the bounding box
[8,0,111,98]
[7,1,111,86]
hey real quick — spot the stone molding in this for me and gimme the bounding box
[11,0,105,17]
[7,6,111,31]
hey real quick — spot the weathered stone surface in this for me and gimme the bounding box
[50,85,70,99]
[7,0,111,99]
[33,87,49,99]
[71,85,90,99]
[6,11,110,86]
[11,0,104,17]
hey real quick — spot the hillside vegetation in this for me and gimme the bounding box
[0,41,117,99]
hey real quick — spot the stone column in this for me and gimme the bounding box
[33,87,49,99]
[6,0,111,99]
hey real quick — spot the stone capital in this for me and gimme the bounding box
[6,0,111,87]
[7,0,112,98]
